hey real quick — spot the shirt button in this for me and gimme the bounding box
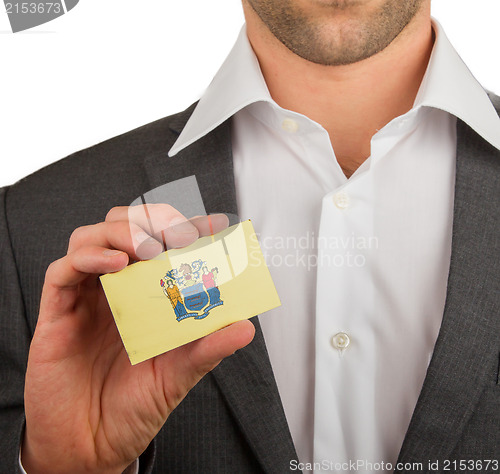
[282,118,299,133]
[333,192,350,210]
[331,332,350,350]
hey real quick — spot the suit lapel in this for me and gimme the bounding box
[143,108,298,473]
[396,119,500,467]
[211,319,299,473]
[143,104,239,220]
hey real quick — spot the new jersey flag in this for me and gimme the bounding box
[100,220,280,365]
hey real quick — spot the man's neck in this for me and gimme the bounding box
[244,5,434,178]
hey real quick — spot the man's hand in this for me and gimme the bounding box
[22,205,255,474]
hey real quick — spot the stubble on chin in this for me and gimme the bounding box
[245,0,425,66]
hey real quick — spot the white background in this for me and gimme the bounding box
[1,0,499,187]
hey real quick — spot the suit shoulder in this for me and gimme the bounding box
[487,91,500,115]
[3,103,197,233]
[8,102,196,193]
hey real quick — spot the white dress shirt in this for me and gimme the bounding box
[169,19,500,473]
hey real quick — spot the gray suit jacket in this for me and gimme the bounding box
[0,97,499,473]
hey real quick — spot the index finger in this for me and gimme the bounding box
[106,205,230,248]
[106,204,199,250]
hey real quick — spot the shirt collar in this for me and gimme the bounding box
[414,19,500,150]
[169,20,500,157]
[169,26,272,157]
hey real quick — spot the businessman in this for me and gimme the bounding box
[1,0,499,473]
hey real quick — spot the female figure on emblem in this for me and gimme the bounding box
[202,266,221,305]
[163,279,187,319]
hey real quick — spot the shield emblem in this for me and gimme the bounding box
[181,283,209,312]
[161,259,224,322]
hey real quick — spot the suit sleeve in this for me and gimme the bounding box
[0,186,159,473]
[0,186,31,474]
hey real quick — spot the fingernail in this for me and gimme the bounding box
[170,217,197,234]
[135,232,156,245]
[103,249,123,257]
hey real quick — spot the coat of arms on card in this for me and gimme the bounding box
[160,259,224,322]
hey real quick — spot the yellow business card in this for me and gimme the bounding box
[100,220,280,365]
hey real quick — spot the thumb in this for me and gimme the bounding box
[186,320,256,373]
[154,320,256,407]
